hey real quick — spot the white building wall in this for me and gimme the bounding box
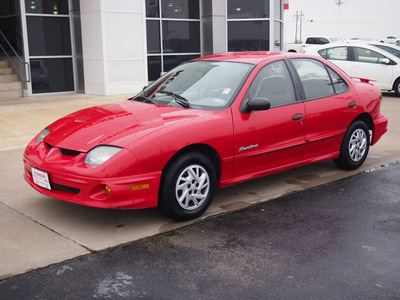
[284,0,400,43]
[80,0,147,96]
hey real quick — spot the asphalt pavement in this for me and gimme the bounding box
[0,92,399,299]
[0,162,399,299]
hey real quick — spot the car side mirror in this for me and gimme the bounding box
[243,97,271,113]
[382,58,391,65]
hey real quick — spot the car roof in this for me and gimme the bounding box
[194,51,294,65]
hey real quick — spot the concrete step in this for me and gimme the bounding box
[0,68,13,75]
[0,74,18,83]
[0,60,8,68]
[0,81,21,91]
[0,89,21,99]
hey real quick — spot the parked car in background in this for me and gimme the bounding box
[23,52,388,221]
[305,43,400,96]
[379,36,399,44]
[285,36,345,53]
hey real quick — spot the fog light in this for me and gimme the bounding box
[105,185,111,196]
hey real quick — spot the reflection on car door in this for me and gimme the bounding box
[232,60,306,179]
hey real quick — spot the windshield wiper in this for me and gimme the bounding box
[134,93,157,104]
[157,90,191,108]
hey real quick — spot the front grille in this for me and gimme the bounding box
[45,142,81,156]
[60,148,82,156]
[52,183,81,194]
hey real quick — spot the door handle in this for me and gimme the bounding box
[349,102,357,108]
[292,114,304,120]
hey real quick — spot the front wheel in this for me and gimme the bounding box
[334,120,370,170]
[159,153,216,221]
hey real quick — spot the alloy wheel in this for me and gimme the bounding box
[348,128,367,162]
[175,164,210,211]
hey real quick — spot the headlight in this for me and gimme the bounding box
[37,128,50,144]
[84,146,122,166]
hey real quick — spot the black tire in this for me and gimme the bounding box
[334,120,370,170]
[159,153,217,221]
[394,78,400,97]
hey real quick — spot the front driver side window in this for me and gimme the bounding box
[354,47,389,64]
[246,60,296,108]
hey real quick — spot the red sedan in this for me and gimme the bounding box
[24,52,388,220]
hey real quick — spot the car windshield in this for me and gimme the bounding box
[133,60,253,110]
[373,44,400,59]
[330,37,343,42]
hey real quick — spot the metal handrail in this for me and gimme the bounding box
[0,29,31,97]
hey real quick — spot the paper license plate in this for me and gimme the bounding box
[32,167,52,190]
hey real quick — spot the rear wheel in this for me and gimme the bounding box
[334,120,370,170]
[159,153,216,221]
[394,78,400,97]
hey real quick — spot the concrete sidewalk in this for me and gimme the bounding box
[0,93,133,151]
[0,92,399,280]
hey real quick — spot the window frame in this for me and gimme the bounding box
[318,46,348,61]
[352,46,395,65]
[288,58,349,101]
[23,0,75,94]
[243,59,298,109]
[145,0,201,81]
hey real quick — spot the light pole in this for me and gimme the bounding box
[335,0,344,37]
[294,10,304,43]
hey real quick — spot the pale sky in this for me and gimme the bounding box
[283,0,400,43]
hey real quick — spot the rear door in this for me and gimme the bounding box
[232,60,306,179]
[290,58,361,160]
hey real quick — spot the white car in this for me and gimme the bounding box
[304,43,400,96]
[379,36,399,44]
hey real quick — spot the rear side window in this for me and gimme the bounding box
[291,58,335,100]
[327,67,349,94]
[318,46,348,61]
[317,38,330,44]
[306,37,329,44]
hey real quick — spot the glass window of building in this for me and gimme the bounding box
[228,0,270,19]
[227,0,271,52]
[228,21,269,52]
[25,0,74,93]
[145,0,200,81]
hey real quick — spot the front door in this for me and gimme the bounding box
[350,46,394,90]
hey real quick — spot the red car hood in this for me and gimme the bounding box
[45,100,210,152]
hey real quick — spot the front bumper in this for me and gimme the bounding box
[23,148,161,210]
